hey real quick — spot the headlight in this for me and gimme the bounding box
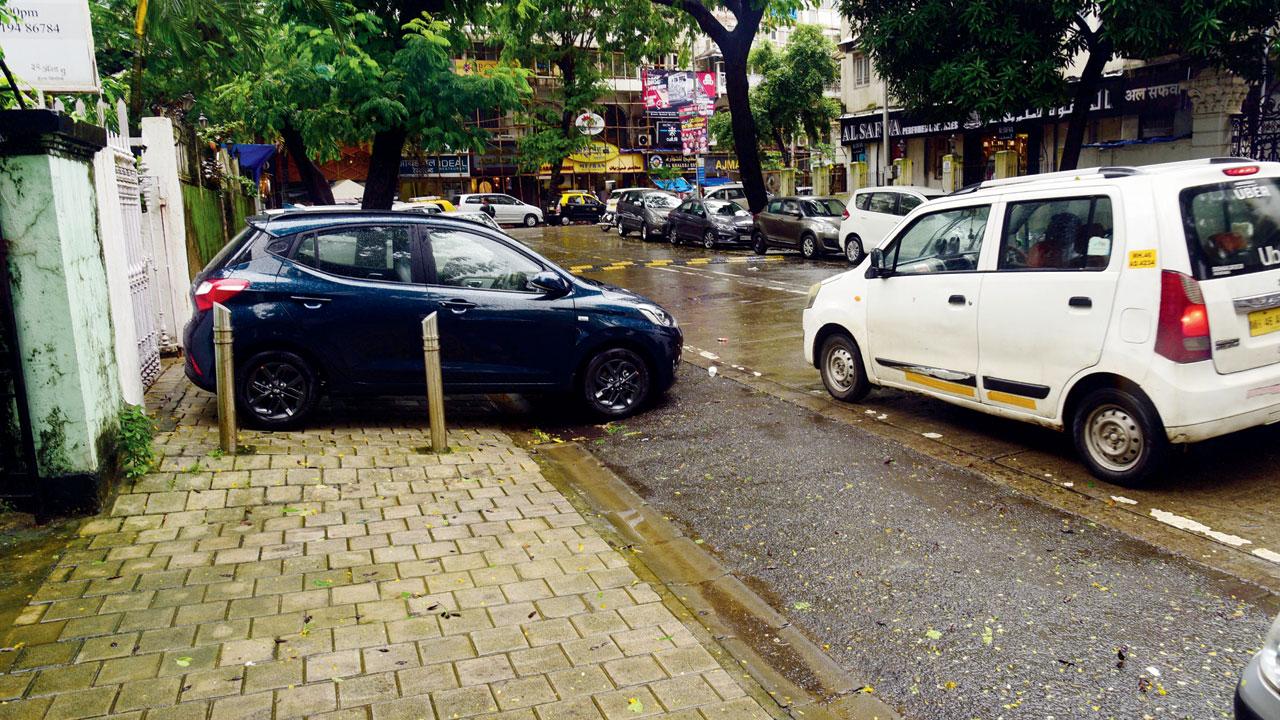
[1262,613,1280,690]
[804,282,822,310]
[637,304,676,327]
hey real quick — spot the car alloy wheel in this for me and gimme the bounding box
[617,220,627,237]
[703,230,716,249]
[752,231,768,255]
[583,348,650,418]
[641,222,651,241]
[845,235,864,264]
[238,351,318,428]
[669,229,681,246]
[524,214,538,227]
[560,215,571,226]
[801,234,818,259]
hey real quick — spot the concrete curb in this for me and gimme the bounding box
[526,438,903,720]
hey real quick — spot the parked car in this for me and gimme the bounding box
[453,193,543,227]
[666,198,753,248]
[803,158,1280,486]
[617,190,680,241]
[600,187,648,231]
[839,185,945,264]
[441,210,502,231]
[1236,610,1280,719]
[184,210,681,427]
[796,186,814,196]
[704,183,774,204]
[547,191,605,225]
[392,201,441,215]
[752,196,846,258]
[406,196,456,212]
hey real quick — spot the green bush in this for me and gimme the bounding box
[117,405,155,481]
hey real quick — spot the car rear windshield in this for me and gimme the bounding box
[200,225,257,275]
[1180,178,1280,279]
[803,199,844,217]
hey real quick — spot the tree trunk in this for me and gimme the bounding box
[722,41,768,212]
[281,120,335,206]
[363,126,408,210]
[129,40,146,132]
[773,128,790,167]
[1059,39,1113,172]
[546,58,577,206]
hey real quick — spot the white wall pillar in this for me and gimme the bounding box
[92,146,144,406]
[140,117,193,346]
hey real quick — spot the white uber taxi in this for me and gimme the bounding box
[803,159,1280,486]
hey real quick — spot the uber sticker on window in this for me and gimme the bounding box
[1128,249,1157,269]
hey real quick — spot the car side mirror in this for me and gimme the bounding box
[529,270,571,297]
[866,248,889,279]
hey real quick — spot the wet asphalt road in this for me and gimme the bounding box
[572,364,1273,720]
[507,223,1280,582]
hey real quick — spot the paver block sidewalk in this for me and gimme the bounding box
[0,367,770,720]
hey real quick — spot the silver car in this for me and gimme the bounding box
[1236,611,1280,719]
[617,190,681,242]
[751,196,846,259]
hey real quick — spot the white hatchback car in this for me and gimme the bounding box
[839,186,945,264]
[803,159,1280,486]
[454,193,543,227]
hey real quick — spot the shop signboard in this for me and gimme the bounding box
[537,153,645,176]
[706,154,739,177]
[642,68,717,120]
[655,121,681,148]
[646,153,698,173]
[568,141,621,164]
[0,0,100,93]
[453,58,498,76]
[400,155,471,177]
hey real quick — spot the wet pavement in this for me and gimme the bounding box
[508,223,1280,587]
[566,363,1275,719]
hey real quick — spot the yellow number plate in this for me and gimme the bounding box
[1248,307,1280,337]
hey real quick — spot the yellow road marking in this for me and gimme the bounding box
[687,258,711,264]
[903,371,976,398]
[645,259,673,266]
[763,256,784,262]
[601,265,626,271]
[611,260,635,266]
[987,390,1037,409]
[569,265,594,272]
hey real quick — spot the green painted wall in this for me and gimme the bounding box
[0,152,123,482]
[181,182,257,276]
[180,181,226,276]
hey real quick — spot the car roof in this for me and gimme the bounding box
[854,185,942,195]
[775,195,842,202]
[949,157,1265,199]
[249,209,492,237]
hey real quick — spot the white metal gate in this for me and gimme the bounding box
[106,100,162,388]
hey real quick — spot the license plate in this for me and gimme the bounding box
[1249,306,1280,337]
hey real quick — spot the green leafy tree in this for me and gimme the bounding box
[845,0,1280,171]
[491,0,683,202]
[220,0,529,208]
[649,0,808,211]
[748,25,840,166]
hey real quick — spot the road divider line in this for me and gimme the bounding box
[566,254,790,274]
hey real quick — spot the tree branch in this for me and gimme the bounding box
[650,0,727,44]
[1072,13,1096,44]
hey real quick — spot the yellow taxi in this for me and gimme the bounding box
[547,191,604,225]
[406,196,456,212]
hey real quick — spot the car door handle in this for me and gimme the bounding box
[441,299,477,313]
[1068,296,1093,308]
[289,295,330,309]
[948,294,966,305]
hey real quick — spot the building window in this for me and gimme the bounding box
[1139,110,1176,139]
[852,55,871,88]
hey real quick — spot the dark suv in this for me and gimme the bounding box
[184,211,681,427]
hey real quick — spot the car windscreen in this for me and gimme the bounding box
[1180,177,1280,279]
[706,199,748,217]
[802,199,844,217]
[644,193,680,208]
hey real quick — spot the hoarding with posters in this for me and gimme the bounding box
[0,0,100,93]
[678,106,709,156]
[642,69,717,120]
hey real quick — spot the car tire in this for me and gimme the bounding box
[819,334,870,403]
[801,234,819,259]
[752,231,769,255]
[702,230,716,250]
[237,350,320,430]
[560,215,570,226]
[524,214,538,227]
[617,220,627,237]
[669,229,681,246]
[581,347,651,419]
[1071,387,1168,487]
[844,234,865,265]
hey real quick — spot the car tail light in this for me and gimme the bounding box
[1155,271,1211,363]
[188,352,203,377]
[842,208,850,220]
[194,278,249,313]
[1223,165,1259,177]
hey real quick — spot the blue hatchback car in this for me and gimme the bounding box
[184,211,682,428]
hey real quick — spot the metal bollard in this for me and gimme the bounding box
[421,311,447,453]
[212,303,237,454]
